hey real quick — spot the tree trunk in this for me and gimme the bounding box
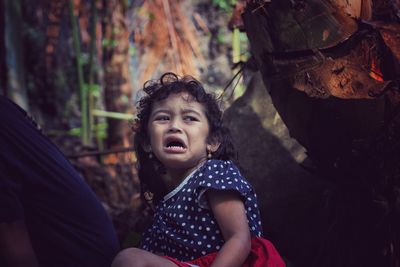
[19,0,78,129]
[102,0,133,155]
[4,0,28,109]
[242,1,400,267]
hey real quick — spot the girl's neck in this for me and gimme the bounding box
[163,160,207,191]
[163,168,194,191]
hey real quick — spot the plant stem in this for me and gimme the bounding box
[88,0,98,144]
[69,0,89,145]
[92,109,133,120]
[232,27,240,64]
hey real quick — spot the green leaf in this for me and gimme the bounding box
[129,46,136,56]
[89,84,101,96]
[68,127,82,136]
[212,0,237,12]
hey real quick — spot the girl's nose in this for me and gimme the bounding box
[168,119,182,133]
[168,126,181,133]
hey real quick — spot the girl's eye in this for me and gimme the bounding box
[184,116,198,122]
[155,115,169,121]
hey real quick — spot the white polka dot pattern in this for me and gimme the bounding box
[139,160,263,261]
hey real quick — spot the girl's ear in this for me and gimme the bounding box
[207,140,220,153]
[141,141,152,153]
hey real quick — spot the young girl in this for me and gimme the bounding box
[112,73,285,267]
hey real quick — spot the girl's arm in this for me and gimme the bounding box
[206,189,251,267]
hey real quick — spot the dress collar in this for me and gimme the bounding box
[163,161,207,201]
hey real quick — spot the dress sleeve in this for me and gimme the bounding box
[0,133,24,223]
[194,160,253,209]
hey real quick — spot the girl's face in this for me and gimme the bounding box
[146,92,213,178]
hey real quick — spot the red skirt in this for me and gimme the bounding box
[163,237,286,267]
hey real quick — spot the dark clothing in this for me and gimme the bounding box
[0,96,119,267]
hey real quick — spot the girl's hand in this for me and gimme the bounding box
[206,189,251,267]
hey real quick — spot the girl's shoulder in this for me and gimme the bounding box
[200,159,240,173]
[196,159,242,180]
[193,159,252,193]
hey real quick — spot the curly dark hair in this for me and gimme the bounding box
[133,72,236,204]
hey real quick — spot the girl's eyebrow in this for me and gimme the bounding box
[151,108,204,117]
[151,109,170,115]
[182,108,203,117]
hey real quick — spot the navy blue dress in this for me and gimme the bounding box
[140,159,263,261]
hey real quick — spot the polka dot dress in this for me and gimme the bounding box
[140,159,263,261]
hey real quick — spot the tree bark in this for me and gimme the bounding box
[4,0,28,109]
[242,1,400,267]
[102,0,133,155]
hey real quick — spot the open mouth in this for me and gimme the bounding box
[166,141,185,148]
[164,138,187,152]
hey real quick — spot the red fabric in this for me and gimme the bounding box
[162,237,286,267]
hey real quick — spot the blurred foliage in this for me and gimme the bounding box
[102,38,119,48]
[122,231,142,248]
[212,0,237,12]
[67,122,107,138]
